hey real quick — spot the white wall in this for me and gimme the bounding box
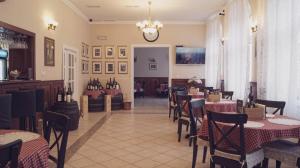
[134,47,169,77]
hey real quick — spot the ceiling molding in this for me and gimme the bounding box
[90,20,205,25]
[61,0,89,22]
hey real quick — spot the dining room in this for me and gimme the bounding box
[0,0,300,168]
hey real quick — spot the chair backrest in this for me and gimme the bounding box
[175,91,189,117]
[207,111,248,166]
[0,94,12,129]
[8,90,36,132]
[43,111,70,168]
[255,99,286,115]
[188,99,205,137]
[222,91,234,100]
[236,99,244,114]
[35,89,46,112]
[0,139,22,168]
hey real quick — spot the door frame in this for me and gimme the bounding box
[131,44,172,108]
[62,45,79,101]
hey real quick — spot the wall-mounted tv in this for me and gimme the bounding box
[176,47,205,64]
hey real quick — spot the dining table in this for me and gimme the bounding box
[185,98,237,113]
[199,114,300,153]
[0,130,49,168]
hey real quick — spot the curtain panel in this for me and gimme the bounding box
[205,16,222,89]
[257,0,300,118]
[224,0,251,100]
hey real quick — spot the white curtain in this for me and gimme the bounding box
[224,0,251,99]
[257,0,300,118]
[205,16,222,89]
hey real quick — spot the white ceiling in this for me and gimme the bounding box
[67,0,227,23]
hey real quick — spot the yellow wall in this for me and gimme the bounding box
[0,0,91,101]
[90,24,206,101]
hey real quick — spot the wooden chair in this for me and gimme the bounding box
[0,139,22,168]
[188,99,208,168]
[0,94,12,129]
[175,90,189,142]
[168,87,176,119]
[222,91,234,100]
[171,86,187,122]
[9,90,37,132]
[237,99,244,113]
[43,111,70,168]
[207,111,264,168]
[254,99,285,115]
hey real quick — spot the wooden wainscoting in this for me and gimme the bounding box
[134,77,168,97]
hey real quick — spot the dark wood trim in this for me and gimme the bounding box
[0,20,35,37]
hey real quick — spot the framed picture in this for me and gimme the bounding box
[92,61,102,74]
[105,46,114,58]
[105,62,115,74]
[149,63,157,71]
[82,60,89,74]
[85,44,89,58]
[118,61,128,74]
[44,37,55,66]
[92,46,102,58]
[118,46,128,59]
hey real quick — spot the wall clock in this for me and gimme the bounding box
[143,31,159,42]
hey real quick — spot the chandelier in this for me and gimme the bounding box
[136,1,163,42]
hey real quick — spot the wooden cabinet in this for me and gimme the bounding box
[134,77,168,97]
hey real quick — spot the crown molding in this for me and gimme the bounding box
[90,20,205,25]
[61,0,89,22]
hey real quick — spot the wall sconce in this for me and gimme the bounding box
[220,37,225,46]
[251,25,258,33]
[48,21,58,30]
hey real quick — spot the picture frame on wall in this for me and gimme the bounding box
[118,46,128,59]
[44,37,55,66]
[81,43,89,58]
[92,46,102,59]
[105,46,114,58]
[92,61,102,74]
[82,60,89,74]
[118,61,128,74]
[85,44,89,58]
[105,62,115,74]
[149,63,157,71]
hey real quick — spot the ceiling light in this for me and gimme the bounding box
[136,1,163,42]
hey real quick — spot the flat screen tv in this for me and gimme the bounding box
[176,47,205,64]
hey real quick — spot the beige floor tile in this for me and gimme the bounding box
[69,157,96,168]
[150,154,174,163]
[133,159,161,168]
[101,158,131,168]
[118,153,144,163]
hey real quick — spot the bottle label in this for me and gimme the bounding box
[58,95,62,102]
[67,95,71,103]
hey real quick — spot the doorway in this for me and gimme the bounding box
[131,45,172,112]
[62,46,78,101]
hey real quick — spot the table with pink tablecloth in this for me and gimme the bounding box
[199,115,300,153]
[204,100,236,112]
[0,130,49,168]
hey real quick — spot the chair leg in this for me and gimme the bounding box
[169,106,171,118]
[276,160,281,168]
[173,108,177,122]
[210,159,215,168]
[262,158,269,168]
[186,122,189,132]
[189,137,192,147]
[202,145,208,163]
[178,119,182,142]
[192,144,198,168]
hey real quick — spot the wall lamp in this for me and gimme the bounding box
[251,25,258,32]
[48,21,58,30]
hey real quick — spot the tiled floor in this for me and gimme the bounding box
[65,99,293,168]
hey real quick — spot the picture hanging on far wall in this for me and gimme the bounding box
[81,43,89,58]
[105,62,115,74]
[105,46,115,58]
[92,46,102,58]
[117,46,128,59]
[44,37,55,66]
[81,60,89,74]
[92,61,102,74]
[118,61,128,74]
[149,63,157,71]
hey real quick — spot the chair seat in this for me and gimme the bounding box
[264,140,300,166]
[214,149,264,168]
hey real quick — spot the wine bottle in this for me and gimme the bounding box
[57,87,62,102]
[247,86,254,107]
[66,84,72,103]
[62,87,66,102]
